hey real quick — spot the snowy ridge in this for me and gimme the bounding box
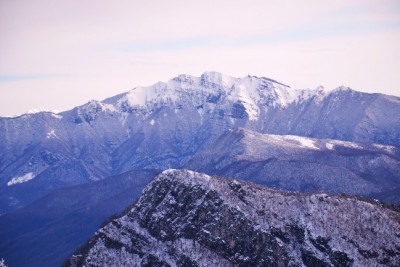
[68,169,400,266]
[187,128,400,198]
[25,108,62,115]
[116,71,324,121]
[236,127,397,155]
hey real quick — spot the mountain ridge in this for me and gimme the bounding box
[1,71,400,214]
[66,169,400,267]
[186,128,400,202]
[3,71,398,119]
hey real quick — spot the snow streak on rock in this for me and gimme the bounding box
[7,172,35,186]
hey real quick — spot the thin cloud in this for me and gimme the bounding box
[0,73,60,83]
[114,37,215,53]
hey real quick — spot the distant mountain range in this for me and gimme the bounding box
[66,169,400,267]
[1,72,399,213]
[1,72,400,266]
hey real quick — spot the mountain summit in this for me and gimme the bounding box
[111,71,313,121]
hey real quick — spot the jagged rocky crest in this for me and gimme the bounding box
[67,170,400,267]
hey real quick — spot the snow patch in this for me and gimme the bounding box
[373,144,396,154]
[122,81,178,109]
[7,172,36,186]
[227,84,260,120]
[283,135,320,150]
[25,108,60,114]
[102,103,117,112]
[326,143,334,150]
[331,140,363,149]
[51,113,63,119]
[46,129,57,139]
[119,112,129,126]
[150,119,155,126]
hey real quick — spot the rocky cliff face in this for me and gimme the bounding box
[67,170,400,267]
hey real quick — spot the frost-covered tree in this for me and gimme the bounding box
[0,258,7,267]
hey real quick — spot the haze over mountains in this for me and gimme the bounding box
[1,71,400,266]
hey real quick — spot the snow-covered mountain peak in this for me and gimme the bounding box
[9,71,353,123]
[332,85,354,94]
[114,72,312,120]
[310,85,330,95]
[200,71,236,88]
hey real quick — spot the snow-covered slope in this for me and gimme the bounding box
[187,128,400,202]
[66,169,400,266]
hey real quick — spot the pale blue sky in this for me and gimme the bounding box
[0,0,399,116]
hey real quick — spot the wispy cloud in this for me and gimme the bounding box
[0,74,60,83]
[115,37,214,52]
[249,20,400,45]
[112,18,400,53]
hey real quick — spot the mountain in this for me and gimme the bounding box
[66,169,400,267]
[1,72,400,266]
[187,128,400,203]
[0,169,158,267]
[1,71,400,214]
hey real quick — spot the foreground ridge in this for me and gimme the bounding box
[67,169,400,266]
